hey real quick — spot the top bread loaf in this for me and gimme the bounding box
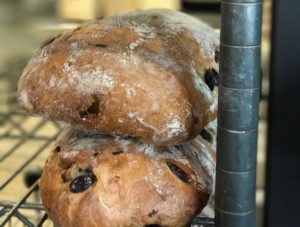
[17,9,219,145]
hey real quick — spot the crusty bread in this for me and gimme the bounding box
[39,127,215,227]
[17,9,219,145]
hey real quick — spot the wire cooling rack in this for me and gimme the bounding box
[0,110,214,227]
[0,109,62,226]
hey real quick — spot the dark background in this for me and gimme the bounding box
[265,0,300,226]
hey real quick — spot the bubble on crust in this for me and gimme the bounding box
[19,90,33,111]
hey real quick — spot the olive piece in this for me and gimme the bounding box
[200,129,213,143]
[148,210,158,217]
[166,161,191,183]
[112,150,123,155]
[215,49,220,63]
[70,174,96,193]
[87,96,100,115]
[204,68,219,91]
[55,146,61,153]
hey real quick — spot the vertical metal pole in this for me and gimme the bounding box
[215,1,262,227]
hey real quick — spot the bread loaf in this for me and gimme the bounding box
[17,9,219,145]
[39,127,216,227]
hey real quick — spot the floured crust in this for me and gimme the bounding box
[17,9,219,145]
[39,127,216,227]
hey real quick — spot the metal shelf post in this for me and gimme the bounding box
[216,0,262,226]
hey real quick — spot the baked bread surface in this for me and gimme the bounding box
[18,9,219,145]
[39,127,216,227]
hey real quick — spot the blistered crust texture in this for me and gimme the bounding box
[17,9,219,145]
[39,127,216,227]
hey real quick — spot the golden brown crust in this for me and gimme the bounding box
[39,127,215,227]
[17,9,219,145]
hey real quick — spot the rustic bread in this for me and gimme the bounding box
[39,127,216,227]
[17,9,219,145]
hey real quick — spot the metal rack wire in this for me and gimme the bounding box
[0,110,62,226]
[0,110,215,226]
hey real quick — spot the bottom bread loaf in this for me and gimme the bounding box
[39,128,215,227]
